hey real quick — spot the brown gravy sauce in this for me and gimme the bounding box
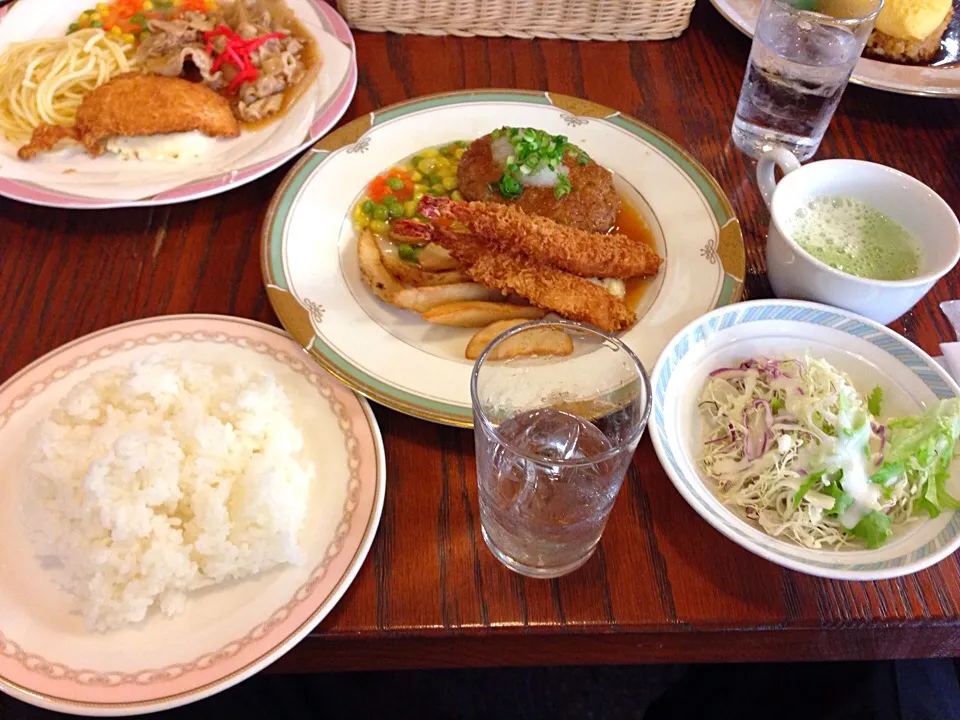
[609,196,658,310]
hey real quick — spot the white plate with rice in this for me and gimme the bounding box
[0,315,385,715]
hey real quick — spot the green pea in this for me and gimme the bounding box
[450,190,464,201]
[440,145,454,157]
[455,140,468,148]
[430,183,446,195]
[381,194,398,206]
[68,22,80,33]
[89,20,102,27]
[425,172,441,186]
[387,203,404,219]
[385,177,404,191]
[442,176,458,191]
[410,155,423,168]
[372,204,389,221]
[361,199,375,215]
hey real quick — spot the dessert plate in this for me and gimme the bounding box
[709,0,960,97]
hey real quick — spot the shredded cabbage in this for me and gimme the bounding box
[698,355,960,549]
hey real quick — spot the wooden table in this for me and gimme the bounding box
[3,2,960,670]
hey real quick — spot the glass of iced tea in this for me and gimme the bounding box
[470,320,651,578]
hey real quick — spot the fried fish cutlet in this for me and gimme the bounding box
[422,225,637,332]
[18,73,240,160]
[418,196,661,279]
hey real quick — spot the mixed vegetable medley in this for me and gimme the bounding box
[67,0,219,43]
[352,142,467,237]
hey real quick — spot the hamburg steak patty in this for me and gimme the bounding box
[456,133,620,234]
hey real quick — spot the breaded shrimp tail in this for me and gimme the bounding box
[430,227,636,332]
[418,195,661,279]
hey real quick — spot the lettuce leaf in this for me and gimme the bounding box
[850,510,892,549]
[881,398,960,519]
[792,470,825,508]
[867,386,883,417]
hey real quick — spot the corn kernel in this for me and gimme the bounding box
[420,148,439,158]
[410,171,423,182]
[403,200,417,218]
[455,148,465,159]
[121,32,136,43]
[96,2,108,11]
[110,25,123,34]
[90,12,102,20]
[142,0,154,9]
[442,176,458,191]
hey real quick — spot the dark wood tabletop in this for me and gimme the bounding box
[2,1,960,671]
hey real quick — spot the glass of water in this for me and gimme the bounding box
[731,0,882,161]
[470,320,651,579]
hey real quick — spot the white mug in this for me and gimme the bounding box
[758,148,960,326]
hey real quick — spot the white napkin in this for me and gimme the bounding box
[939,343,960,383]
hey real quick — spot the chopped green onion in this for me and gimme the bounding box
[498,173,523,199]
[490,126,589,200]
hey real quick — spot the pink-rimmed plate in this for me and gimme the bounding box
[0,315,385,716]
[0,0,358,209]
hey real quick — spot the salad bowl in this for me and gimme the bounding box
[649,299,960,580]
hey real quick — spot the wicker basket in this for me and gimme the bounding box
[336,0,696,41]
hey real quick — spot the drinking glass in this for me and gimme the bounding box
[731,0,882,161]
[470,320,651,579]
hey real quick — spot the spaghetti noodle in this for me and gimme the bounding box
[0,29,137,144]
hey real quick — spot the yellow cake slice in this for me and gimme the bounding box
[865,0,953,63]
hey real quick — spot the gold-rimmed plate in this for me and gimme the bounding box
[261,90,746,427]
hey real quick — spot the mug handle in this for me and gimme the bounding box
[757,148,801,209]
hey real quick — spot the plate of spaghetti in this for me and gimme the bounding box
[0,0,357,208]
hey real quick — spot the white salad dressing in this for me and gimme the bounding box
[829,423,883,529]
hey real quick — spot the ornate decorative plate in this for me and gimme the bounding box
[0,315,385,715]
[651,299,960,580]
[262,90,745,427]
[0,0,357,208]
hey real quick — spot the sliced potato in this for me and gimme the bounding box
[358,230,404,303]
[380,248,468,287]
[485,326,575,361]
[422,301,546,328]
[417,243,460,271]
[393,283,501,313]
[466,320,574,359]
[465,320,529,359]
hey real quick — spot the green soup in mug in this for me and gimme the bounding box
[787,196,921,281]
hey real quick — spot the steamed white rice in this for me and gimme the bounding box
[26,355,314,632]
